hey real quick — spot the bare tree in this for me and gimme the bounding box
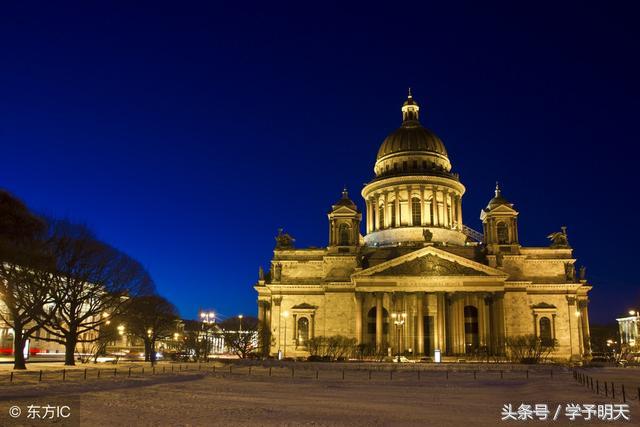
[0,190,53,370]
[122,295,179,365]
[219,316,259,359]
[78,319,120,364]
[179,325,213,362]
[41,220,155,365]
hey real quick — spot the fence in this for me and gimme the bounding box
[573,370,640,405]
[2,362,561,385]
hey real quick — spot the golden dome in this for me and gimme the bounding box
[373,93,453,177]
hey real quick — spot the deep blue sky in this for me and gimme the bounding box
[1,2,638,324]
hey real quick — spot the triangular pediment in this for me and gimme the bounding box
[353,246,507,278]
[330,205,359,215]
[481,203,518,217]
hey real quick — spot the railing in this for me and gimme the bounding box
[461,225,483,242]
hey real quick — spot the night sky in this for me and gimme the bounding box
[1,2,638,324]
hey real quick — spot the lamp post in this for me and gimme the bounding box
[283,311,290,358]
[238,314,243,334]
[391,311,406,363]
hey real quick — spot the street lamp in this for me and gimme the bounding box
[238,314,243,333]
[283,311,290,358]
[391,312,406,363]
[199,310,216,358]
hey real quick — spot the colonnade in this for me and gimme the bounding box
[354,291,506,356]
[365,185,462,233]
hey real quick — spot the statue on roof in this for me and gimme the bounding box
[547,226,571,248]
[275,228,295,249]
[564,262,576,282]
[579,266,587,281]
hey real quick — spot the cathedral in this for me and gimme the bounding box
[254,92,591,361]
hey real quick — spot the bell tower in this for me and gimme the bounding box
[328,187,361,252]
[480,182,520,255]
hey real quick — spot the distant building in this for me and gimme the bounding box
[617,312,639,349]
[254,92,592,361]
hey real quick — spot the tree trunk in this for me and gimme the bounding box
[64,336,77,366]
[13,328,27,370]
[149,339,156,365]
[143,339,151,362]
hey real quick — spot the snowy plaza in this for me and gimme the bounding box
[0,363,637,426]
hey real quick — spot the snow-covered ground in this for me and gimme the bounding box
[0,364,637,426]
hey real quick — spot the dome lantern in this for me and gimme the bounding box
[401,88,420,123]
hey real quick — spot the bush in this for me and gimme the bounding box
[505,334,556,364]
[306,335,357,361]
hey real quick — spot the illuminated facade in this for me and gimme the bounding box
[255,93,592,361]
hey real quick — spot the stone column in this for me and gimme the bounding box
[376,293,383,351]
[443,191,449,228]
[355,293,363,345]
[576,307,584,356]
[258,301,265,325]
[420,186,426,226]
[457,196,463,229]
[365,199,371,234]
[486,296,496,355]
[436,292,446,353]
[382,192,388,229]
[394,188,400,227]
[407,186,413,226]
[373,197,379,231]
[432,187,440,227]
[257,301,266,350]
[416,292,424,355]
[495,293,505,354]
[445,294,452,354]
[293,313,298,347]
[448,294,456,354]
[265,303,271,333]
[457,296,464,354]
[567,296,580,359]
[477,294,487,348]
[450,194,456,228]
[580,300,591,354]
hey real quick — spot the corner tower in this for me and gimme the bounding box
[480,182,520,254]
[328,187,361,254]
[361,91,468,246]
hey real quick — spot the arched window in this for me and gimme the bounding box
[378,204,385,229]
[464,305,479,352]
[297,317,309,346]
[411,197,421,226]
[339,223,350,246]
[497,222,509,244]
[391,200,397,227]
[366,307,389,344]
[539,317,552,346]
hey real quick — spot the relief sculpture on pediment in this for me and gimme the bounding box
[374,254,487,276]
